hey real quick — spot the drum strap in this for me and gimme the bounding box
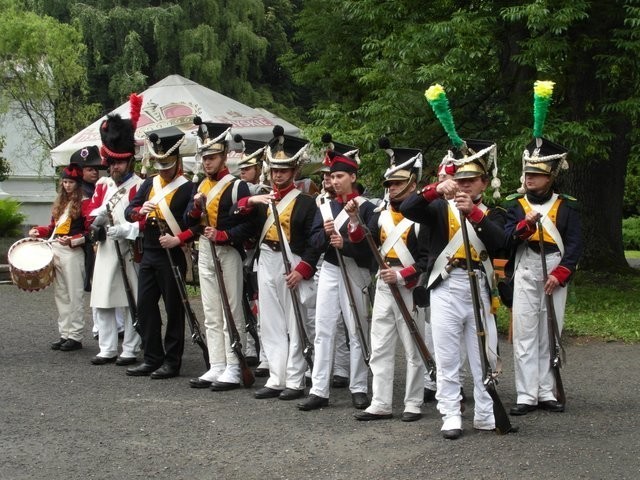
[50,204,71,240]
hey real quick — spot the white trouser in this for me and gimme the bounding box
[512,248,566,405]
[430,269,498,427]
[198,241,244,378]
[92,307,125,336]
[367,277,425,414]
[310,260,370,398]
[333,318,350,378]
[257,246,309,389]
[51,243,85,341]
[95,307,140,358]
[422,307,468,391]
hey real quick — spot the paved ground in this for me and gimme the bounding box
[1,284,639,480]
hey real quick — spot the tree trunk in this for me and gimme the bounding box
[565,125,631,272]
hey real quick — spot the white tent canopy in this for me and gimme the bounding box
[51,74,300,167]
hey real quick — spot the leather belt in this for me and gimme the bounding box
[528,242,560,255]
[384,257,404,267]
[449,258,482,271]
[262,239,281,252]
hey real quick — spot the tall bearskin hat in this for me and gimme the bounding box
[99,93,143,167]
[424,84,501,198]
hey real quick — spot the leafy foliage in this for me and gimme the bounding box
[0,198,26,237]
[0,136,10,182]
[622,217,640,250]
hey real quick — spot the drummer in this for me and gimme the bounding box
[29,164,92,351]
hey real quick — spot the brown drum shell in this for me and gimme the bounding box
[8,238,55,292]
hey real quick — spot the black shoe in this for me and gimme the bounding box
[352,392,370,409]
[255,387,282,399]
[115,356,137,366]
[423,388,436,403]
[246,356,259,367]
[91,355,117,365]
[332,375,349,388]
[279,388,304,400]
[189,378,213,389]
[401,412,422,422]
[126,363,160,377]
[210,380,241,391]
[509,403,538,416]
[354,411,392,421]
[150,364,180,379]
[50,338,66,350]
[60,339,82,351]
[539,400,565,412]
[254,367,269,377]
[297,394,329,411]
[442,429,462,440]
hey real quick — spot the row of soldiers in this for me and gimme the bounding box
[33,83,582,440]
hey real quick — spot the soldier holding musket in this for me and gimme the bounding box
[87,98,144,366]
[347,138,430,422]
[400,84,507,439]
[124,126,193,379]
[233,127,321,400]
[184,118,254,391]
[298,144,376,411]
[504,81,582,416]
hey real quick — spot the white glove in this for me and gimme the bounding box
[107,224,132,241]
[92,212,109,228]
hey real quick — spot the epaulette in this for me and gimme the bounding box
[504,193,524,201]
[559,193,579,209]
[502,193,524,207]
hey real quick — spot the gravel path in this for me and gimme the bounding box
[1,284,638,480]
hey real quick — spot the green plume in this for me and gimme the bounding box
[425,84,464,149]
[533,80,555,138]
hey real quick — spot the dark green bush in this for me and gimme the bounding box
[622,216,640,250]
[0,198,26,237]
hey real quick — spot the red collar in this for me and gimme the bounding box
[335,191,359,204]
[209,167,230,181]
[273,182,296,200]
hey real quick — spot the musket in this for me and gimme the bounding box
[536,219,566,405]
[156,217,210,370]
[459,210,516,435]
[105,188,141,336]
[269,195,314,371]
[241,271,260,361]
[201,199,255,387]
[331,206,370,366]
[355,211,436,380]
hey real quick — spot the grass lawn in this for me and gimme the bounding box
[497,269,640,343]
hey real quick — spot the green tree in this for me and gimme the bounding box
[0,136,10,182]
[0,0,100,148]
[289,0,640,271]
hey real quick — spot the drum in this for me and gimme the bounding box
[7,238,55,292]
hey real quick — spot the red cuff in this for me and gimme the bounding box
[466,205,485,224]
[35,226,50,237]
[420,182,440,202]
[177,230,193,245]
[399,265,418,285]
[69,234,85,248]
[516,219,536,240]
[214,230,229,244]
[347,222,365,243]
[130,207,144,222]
[189,205,202,218]
[235,196,253,214]
[550,265,572,286]
[294,261,314,280]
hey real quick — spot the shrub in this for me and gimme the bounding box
[0,198,26,237]
[622,216,640,250]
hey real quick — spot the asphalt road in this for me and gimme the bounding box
[0,284,638,480]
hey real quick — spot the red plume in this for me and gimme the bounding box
[129,93,143,129]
